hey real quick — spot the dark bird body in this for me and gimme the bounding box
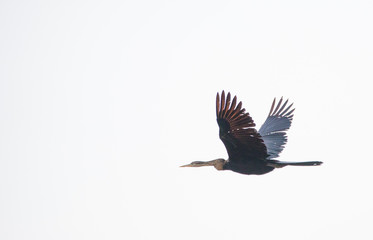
[181,91,322,175]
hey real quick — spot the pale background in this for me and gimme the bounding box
[1,1,372,240]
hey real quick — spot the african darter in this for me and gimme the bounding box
[181,91,322,175]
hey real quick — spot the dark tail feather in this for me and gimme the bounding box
[267,160,323,168]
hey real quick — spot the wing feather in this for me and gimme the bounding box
[222,93,231,118]
[226,96,237,118]
[258,98,295,159]
[216,91,268,161]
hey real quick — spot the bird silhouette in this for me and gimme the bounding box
[181,91,322,175]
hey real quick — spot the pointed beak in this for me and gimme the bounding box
[180,163,193,167]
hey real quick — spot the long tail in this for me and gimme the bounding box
[266,160,323,168]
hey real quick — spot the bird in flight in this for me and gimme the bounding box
[181,91,322,175]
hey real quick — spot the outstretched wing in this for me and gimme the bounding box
[258,97,295,159]
[216,91,268,161]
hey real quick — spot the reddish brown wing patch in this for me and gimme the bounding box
[216,91,268,160]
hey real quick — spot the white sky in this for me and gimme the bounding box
[1,1,372,239]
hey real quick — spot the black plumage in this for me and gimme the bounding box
[180,91,322,175]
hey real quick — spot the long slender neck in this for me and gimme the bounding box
[181,159,227,170]
[205,159,226,170]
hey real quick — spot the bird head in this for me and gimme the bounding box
[180,158,226,170]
